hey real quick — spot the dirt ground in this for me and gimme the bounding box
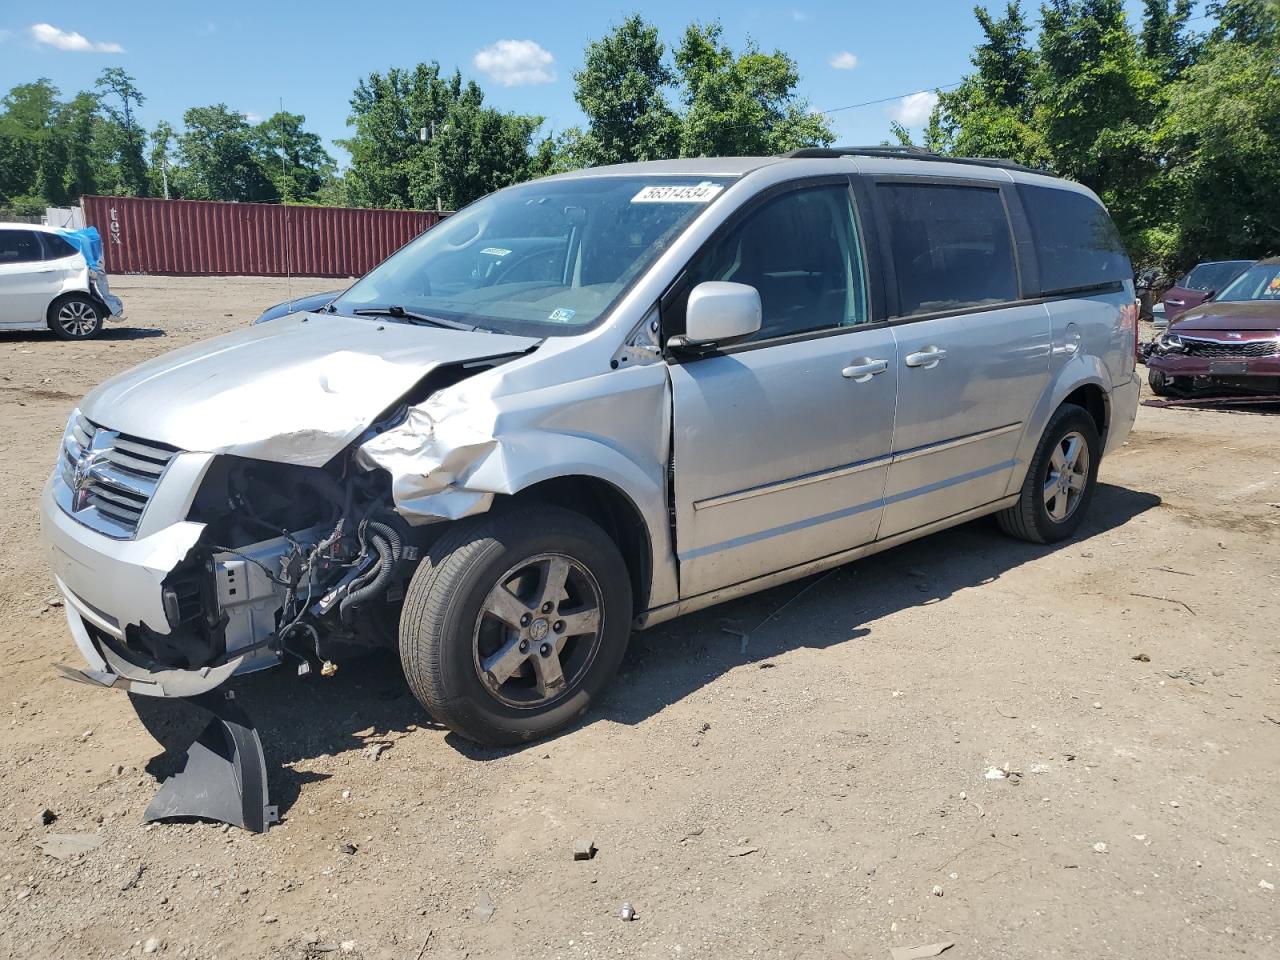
[1,276,1277,960]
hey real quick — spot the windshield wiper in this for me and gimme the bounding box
[350,305,476,331]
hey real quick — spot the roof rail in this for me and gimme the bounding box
[782,146,1047,176]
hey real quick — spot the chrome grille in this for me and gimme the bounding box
[59,413,179,537]
[1180,336,1280,359]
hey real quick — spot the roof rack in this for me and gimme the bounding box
[782,146,1046,176]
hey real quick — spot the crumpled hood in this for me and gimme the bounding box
[82,312,538,466]
[1173,300,1280,333]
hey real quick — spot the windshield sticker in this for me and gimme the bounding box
[480,246,512,257]
[548,307,577,323]
[631,183,723,204]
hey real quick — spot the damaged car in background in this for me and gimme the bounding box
[1147,257,1280,397]
[41,149,1140,830]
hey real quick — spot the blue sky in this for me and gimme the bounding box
[0,1,1207,166]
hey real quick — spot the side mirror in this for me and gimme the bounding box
[672,281,762,349]
[1202,288,1217,301]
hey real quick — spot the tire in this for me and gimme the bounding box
[997,404,1102,544]
[1148,368,1173,397]
[399,506,632,746]
[48,293,104,340]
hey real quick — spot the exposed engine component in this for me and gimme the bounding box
[133,457,417,680]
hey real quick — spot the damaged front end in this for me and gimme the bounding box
[42,330,540,830]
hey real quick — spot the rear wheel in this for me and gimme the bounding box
[399,506,631,746]
[997,404,1101,544]
[48,294,104,340]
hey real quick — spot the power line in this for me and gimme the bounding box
[814,8,1220,119]
[817,82,963,116]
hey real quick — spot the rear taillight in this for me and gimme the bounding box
[1130,300,1140,370]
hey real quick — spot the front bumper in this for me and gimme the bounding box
[1147,352,1280,379]
[41,468,288,697]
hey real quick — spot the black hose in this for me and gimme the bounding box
[339,521,401,623]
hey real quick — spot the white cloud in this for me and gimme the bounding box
[790,10,813,22]
[829,51,858,70]
[243,111,263,123]
[889,91,939,126]
[473,39,556,87]
[30,23,124,53]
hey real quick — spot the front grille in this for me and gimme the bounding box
[1180,337,1280,359]
[60,413,179,537]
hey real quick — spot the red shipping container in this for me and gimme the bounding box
[81,196,446,278]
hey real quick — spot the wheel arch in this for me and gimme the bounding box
[1060,382,1108,444]
[1006,359,1112,498]
[45,289,102,330]
[496,475,654,618]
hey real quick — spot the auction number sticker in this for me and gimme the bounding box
[632,183,724,204]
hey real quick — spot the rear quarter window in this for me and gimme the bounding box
[1019,184,1130,296]
[40,233,79,260]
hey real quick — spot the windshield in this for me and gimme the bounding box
[1182,260,1251,292]
[333,176,732,336]
[1215,262,1280,302]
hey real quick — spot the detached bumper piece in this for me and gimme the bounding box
[55,665,277,833]
[144,691,277,833]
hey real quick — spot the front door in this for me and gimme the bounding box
[870,180,1052,538]
[668,181,898,598]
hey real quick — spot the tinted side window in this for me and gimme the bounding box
[1020,185,1130,295]
[40,233,79,260]
[878,183,1018,317]
[0,230,43,264]
[680,184,869,342]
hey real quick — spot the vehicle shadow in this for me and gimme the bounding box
[132,482,1160,818]
[597,482,1161,732]
[0,326,165,343]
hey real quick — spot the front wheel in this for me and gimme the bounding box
[997,404,1101,544]
[399,506,632,746]
[48,294,104,340]
[1148,369,1174,396]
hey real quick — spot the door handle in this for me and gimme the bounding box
[841,358,888,382]
[904,347,947,369]
[1167,298,1185,305]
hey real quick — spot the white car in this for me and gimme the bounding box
[0,222,124,339]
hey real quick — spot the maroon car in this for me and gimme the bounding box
[1147,257,1280,396]
[1162,259,1253,323]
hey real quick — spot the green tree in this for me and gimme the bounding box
[673,21,834,156]
[254,111,335,202]
[0,80,59,208]
[176,104,275,202]
[1156,5,1280,259]
[572,15,679,165]
[95,68,149,196]
[1140,1,1196,80]
[342,62,545,210]
[147,120,176,197]
[1207,0,1280,44]
[1035,0,1164,256]
[930,2,1046,166]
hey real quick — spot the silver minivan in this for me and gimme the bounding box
[42,150,1141,753]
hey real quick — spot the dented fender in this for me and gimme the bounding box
[357,359,679,609]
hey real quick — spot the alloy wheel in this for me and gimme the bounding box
[471,552,605,709]
[56,300,100,338]
[1043,430,1090,523]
